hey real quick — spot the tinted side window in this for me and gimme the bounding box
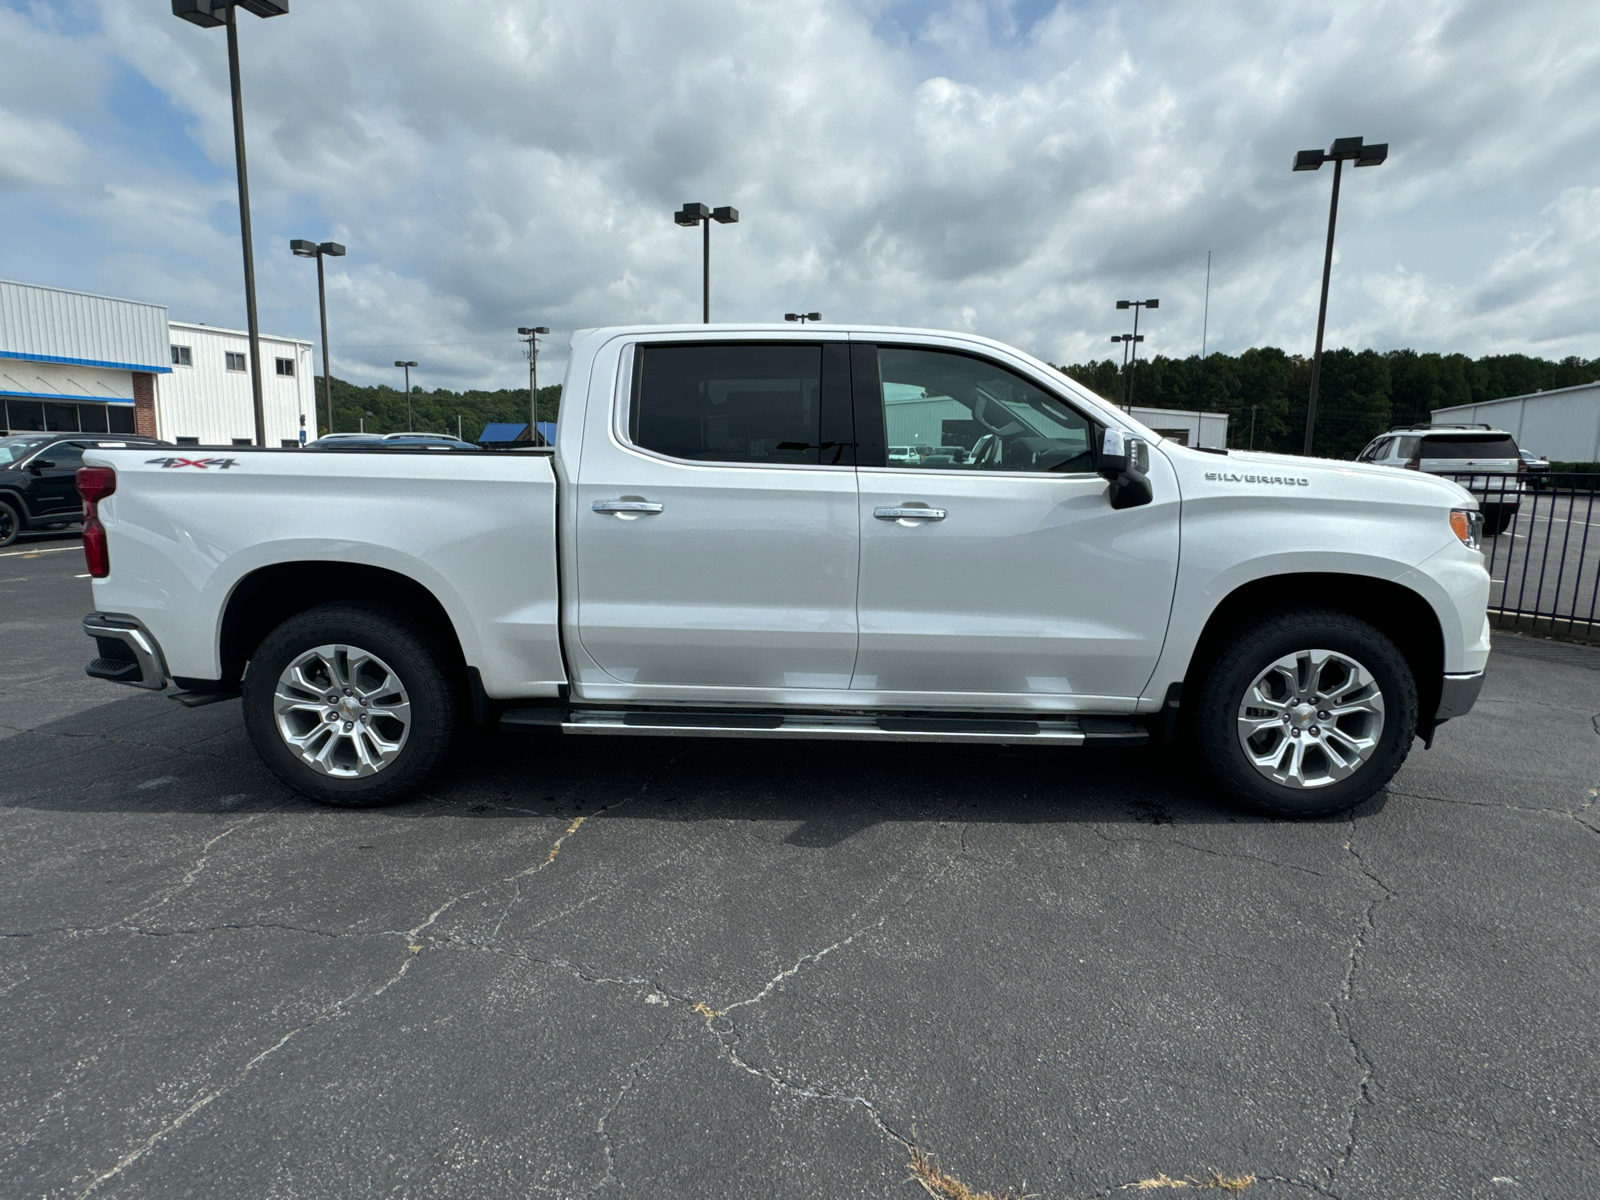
[41,443,85,471]
[875,347,1093,473]
[632,344,823,465]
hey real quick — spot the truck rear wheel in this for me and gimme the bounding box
[242,603,459,807]
[1195,610,1417,818]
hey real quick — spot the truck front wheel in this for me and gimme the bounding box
[242,603,459,807]
[1195,610,1417,818]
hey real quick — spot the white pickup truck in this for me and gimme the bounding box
[77,324,1491,817]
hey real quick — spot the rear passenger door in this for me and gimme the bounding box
[572,340,861,696]
[28,442,86,517]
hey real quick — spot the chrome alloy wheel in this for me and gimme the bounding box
[273,644,412,777]
[1236,649,1386,790]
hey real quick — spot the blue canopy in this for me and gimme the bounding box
[478,422,528,443]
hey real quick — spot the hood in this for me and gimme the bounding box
[1165,444,1477,507]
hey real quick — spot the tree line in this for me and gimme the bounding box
[314,346,1600,457]
[1056,349,1600,459]
[314,375,560,441]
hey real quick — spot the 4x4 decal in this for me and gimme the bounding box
[145,457,240,470]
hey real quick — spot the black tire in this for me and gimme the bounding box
[1195,609,1417,818]
[0,500,20,548]
[241,603,460,807]
[1489,508,1515,535]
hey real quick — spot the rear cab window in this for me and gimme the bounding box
[629,343,848,466]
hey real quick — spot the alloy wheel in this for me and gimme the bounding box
[1235,648,1386,789]
[273,643,412,777]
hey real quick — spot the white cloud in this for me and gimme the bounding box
[0,0,1597,391]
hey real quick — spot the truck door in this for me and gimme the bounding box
[848,342,1180,707]
[573,340,861,694]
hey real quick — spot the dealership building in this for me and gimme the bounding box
[1433,380,1600,462]
[1,278,315,446]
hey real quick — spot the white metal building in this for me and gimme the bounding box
[0,278,169,436]
[1432,381,1600,462]
[158,321,315,447]
[1129,406,1229,449]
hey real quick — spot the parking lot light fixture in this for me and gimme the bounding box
[394,360,418,431]
[1293,134,1388,455]
[1115,299,1158,409]
[674,202,740,323]
[784,312,823,324]
[517,326,551,438]
[291,238,345,436]
[171,1,288,448]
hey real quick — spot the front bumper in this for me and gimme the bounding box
[84,612,169,690]
[1436,671,1484,721]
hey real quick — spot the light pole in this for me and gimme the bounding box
[1115,299,1158,408]
[784,312,822,324]
[290,239,345,438]
[674,202,739,323]
[517,326,550,442]
[1293,135,1388,455]
[172,1,287,448]
[394,361,417,432]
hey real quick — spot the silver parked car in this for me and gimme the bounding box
[1357,425,1524,534]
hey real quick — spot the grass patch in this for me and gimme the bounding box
[1127,1172,1255,1193]
[907,1147,1035,1200]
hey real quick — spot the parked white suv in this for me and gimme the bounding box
[1357,425,1523,533]
[77,324,1491,818]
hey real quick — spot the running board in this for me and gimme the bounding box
[502,708,1147,746]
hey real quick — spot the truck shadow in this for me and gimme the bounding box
[1,690,1386,838]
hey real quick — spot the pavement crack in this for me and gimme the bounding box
[118,814,270,927]
[1089,826,1329,878]
[1324,815,1394,1192]
[583,1031,675,1198]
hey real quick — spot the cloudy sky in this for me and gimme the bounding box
[2,0,1598,390]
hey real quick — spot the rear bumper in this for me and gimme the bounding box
[1436,671,1484,721]
[84,612,169,690]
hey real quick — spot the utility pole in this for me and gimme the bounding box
[518,326,550,442]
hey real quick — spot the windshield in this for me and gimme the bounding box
[0,437,50,466]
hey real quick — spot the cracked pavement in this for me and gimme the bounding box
[2,544,1598,1198]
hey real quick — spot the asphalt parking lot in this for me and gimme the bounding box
[3,542,1598,1200]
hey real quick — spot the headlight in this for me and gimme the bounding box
[1450,508,1483,551]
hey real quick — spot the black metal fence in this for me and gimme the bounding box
[1447,472,1600,638]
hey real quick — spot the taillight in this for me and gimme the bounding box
[1516,456,1527,475]
[1404,455,1420,470]
[76,466,116,578]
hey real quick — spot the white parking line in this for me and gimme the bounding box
[0,545,80,559]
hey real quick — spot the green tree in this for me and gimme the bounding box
[313,377,560,441]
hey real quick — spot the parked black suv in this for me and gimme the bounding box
[0,434,169,548]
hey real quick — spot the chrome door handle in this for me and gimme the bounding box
[873,506,946,521]
[592,500,663,514]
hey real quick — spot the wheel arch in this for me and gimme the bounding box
[1180,573,1445,736]
[0,487,31,519]
[217,561,468,693]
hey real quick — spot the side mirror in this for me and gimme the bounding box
[1098,429,1153,510]
[1098,429,1129,478]
[30,460,55,473]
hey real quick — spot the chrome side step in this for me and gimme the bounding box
[504,708,1147,746]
